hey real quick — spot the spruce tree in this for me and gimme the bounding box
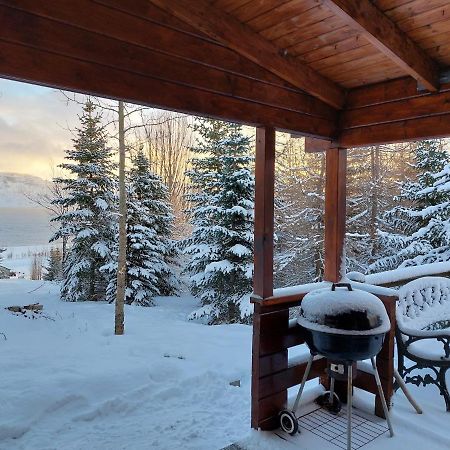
[105,149,178,306]
[371,139,450,271]
[182,119,254,324]
[51,101,117,301]
[44,247,63,281]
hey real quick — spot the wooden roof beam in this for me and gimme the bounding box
[148,0,346,109]
[322,0,440,92]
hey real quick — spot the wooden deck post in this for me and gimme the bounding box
[252,126,280,429]
[253,126,275,300]
[324,147,347,282]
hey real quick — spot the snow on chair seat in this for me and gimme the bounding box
[396,276,450,411]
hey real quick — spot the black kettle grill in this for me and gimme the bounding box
[279,283,394,450]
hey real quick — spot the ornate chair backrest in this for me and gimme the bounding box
[397,277,450,331]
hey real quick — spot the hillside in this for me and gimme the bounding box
[0,172,48,208]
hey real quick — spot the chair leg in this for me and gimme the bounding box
[438,367,450,412]
[393,368,423,414]
[397,348,405,379]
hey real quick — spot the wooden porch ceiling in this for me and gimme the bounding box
[0,0,450,147]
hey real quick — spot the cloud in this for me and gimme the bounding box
[0,79,82,179]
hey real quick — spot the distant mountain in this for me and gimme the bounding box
[0,172,49,208]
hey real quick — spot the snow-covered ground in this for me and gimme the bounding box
[0,279,450,450]
[2,245,58,279]
[0,279,252,450]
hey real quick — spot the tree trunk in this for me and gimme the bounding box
[115,100,127,335]
[370,146,380,261]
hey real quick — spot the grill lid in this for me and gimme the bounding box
[298,283,391,335]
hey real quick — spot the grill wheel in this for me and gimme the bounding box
[279,409,299,435]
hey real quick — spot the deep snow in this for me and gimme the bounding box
[1,279,450,450]
[0,279,252,450]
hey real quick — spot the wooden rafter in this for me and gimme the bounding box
[337,78,450,147]
[148,0,346,109]
[322,0,440,92]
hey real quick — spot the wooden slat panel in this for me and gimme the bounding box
[259,351,288,378]
[259,358,327,399]
[259,308,289,332]
[257,391,287,428]
[259,327,305,356]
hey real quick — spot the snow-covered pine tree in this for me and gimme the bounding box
[44,247,63,281]
[371,139,450,271]
[274,136,326,286]
[182,119,254,324]
[105,149,178,306]
[51,101,117,301]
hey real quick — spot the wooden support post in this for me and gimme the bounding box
[324,148,347,282]
[252,126,277,429]
[323,147,347,401]
[253,126,275,299]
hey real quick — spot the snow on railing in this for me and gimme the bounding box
[252,278,397,306]
[362,261,450,287]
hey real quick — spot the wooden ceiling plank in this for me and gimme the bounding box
[274,15,345,50]
[310,44,378,71]
[246,0,317,31]
[287,26,358,56]
[148,0,346,108]
[322,0,440,91]
[260,6,333,42]
[381,0,448,18]
[233,0,289,23]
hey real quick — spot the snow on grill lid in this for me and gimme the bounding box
[298,284,391,335]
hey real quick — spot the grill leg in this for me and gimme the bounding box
[292,354,314,414]
[329,376,335,399]
[371,357,394,437]
[347,364,352,450]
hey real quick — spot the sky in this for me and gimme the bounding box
[0,79,82,180]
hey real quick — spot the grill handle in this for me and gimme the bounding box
[331,283,353,291]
